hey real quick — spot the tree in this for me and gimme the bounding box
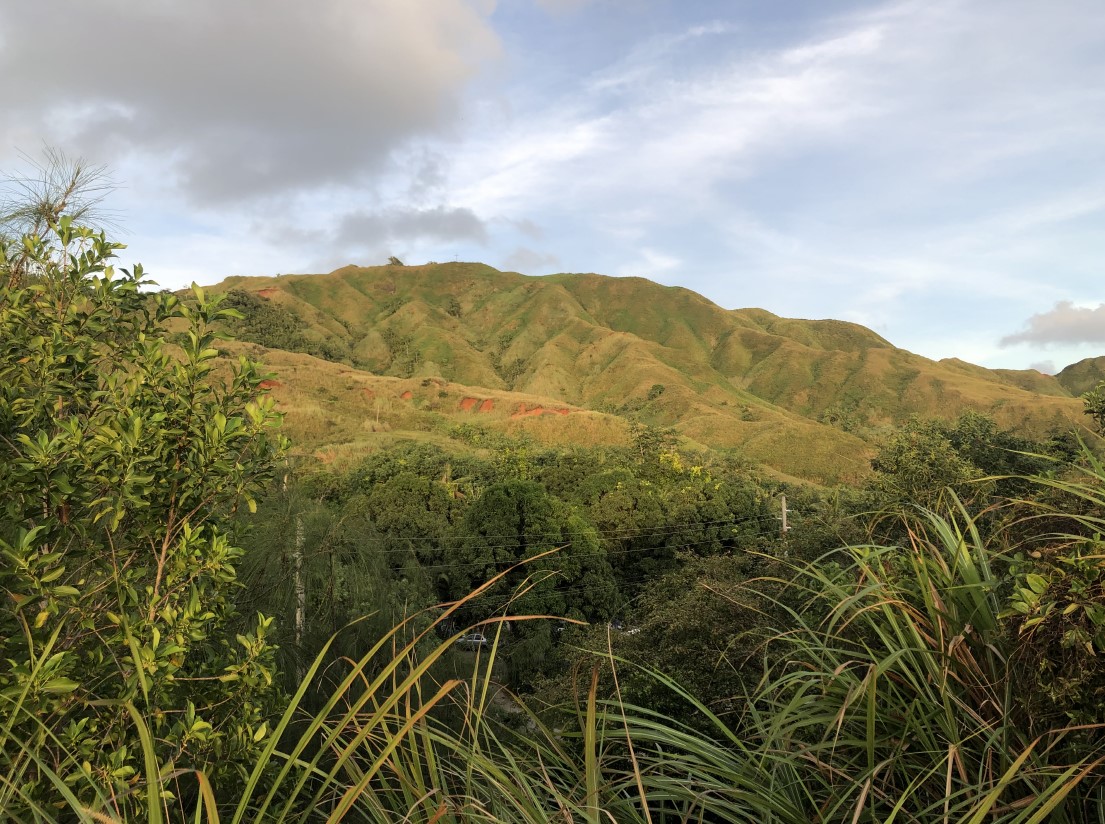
[235,472,437,702]
[869,417,988,509]
[1,148,114,289]
[1083,381,1105,434]
[362,470,457,599]
[445,480,618,687]
[0,218,286,814]
[221,288,308,350]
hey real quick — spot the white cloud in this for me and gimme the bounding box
[1002,302,1105,347]
[502,246,560,272]
[336,206,488,249]
[616,247,681,279]
[0,1,500,204]
[448,10,903,219]
[780,25,884,65]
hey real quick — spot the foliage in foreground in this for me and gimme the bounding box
[0,220,286,815]
[6,454,1105,821]
[6,215,1105,822]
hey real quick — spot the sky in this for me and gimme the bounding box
[1,0,1103,373]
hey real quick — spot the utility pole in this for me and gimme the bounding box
[284,466,306,682]
[294,512,305,683]
[780,494,791,537]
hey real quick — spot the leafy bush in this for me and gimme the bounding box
[1084,381,1105,433]
[0,220,286,815]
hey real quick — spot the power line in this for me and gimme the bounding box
[249,512,783,556]
[468,530,790,615]
[237,513,788,617]
[241,514,796,626]
[413,515,786,574]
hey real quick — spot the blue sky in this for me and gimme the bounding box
[2,0,1103,372]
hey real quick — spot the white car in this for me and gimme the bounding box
[457,632,488,649]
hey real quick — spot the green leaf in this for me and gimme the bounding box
[1026,573,1049,594]
[41,677,80,694]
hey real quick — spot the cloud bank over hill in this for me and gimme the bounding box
[336,207,489,250]
[1003,303,1105,347]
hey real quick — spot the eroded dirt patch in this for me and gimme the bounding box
[512,403,571,418]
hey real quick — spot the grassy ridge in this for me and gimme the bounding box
[209,263,1093,483]
[1057,355,1105,396]
[227,342,632,469]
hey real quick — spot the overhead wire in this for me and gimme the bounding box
[257,511,785,557]
[266,511,789,574]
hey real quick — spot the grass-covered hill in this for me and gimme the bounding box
[1057,355,1105,396]
[206,262,1095,483]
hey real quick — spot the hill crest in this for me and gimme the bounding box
[207,263,1095,483]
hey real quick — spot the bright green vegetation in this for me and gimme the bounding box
[7,218,1105,822]
[1079,380,1105,435]
[206,263,1094,485]
[1057,356,1105,397]
[0,221,287,816]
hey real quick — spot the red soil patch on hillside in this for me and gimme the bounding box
[512,403,571,418]
[256,288,279,299]
[258,379,283,390]
[459,397,496,413]
[400,390,413,401]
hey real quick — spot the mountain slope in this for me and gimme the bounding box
[1057,356,1105,397]
[208,263,1092,483]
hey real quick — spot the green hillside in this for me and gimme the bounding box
[1057,355,1105,396]
[206,263,1094,483]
